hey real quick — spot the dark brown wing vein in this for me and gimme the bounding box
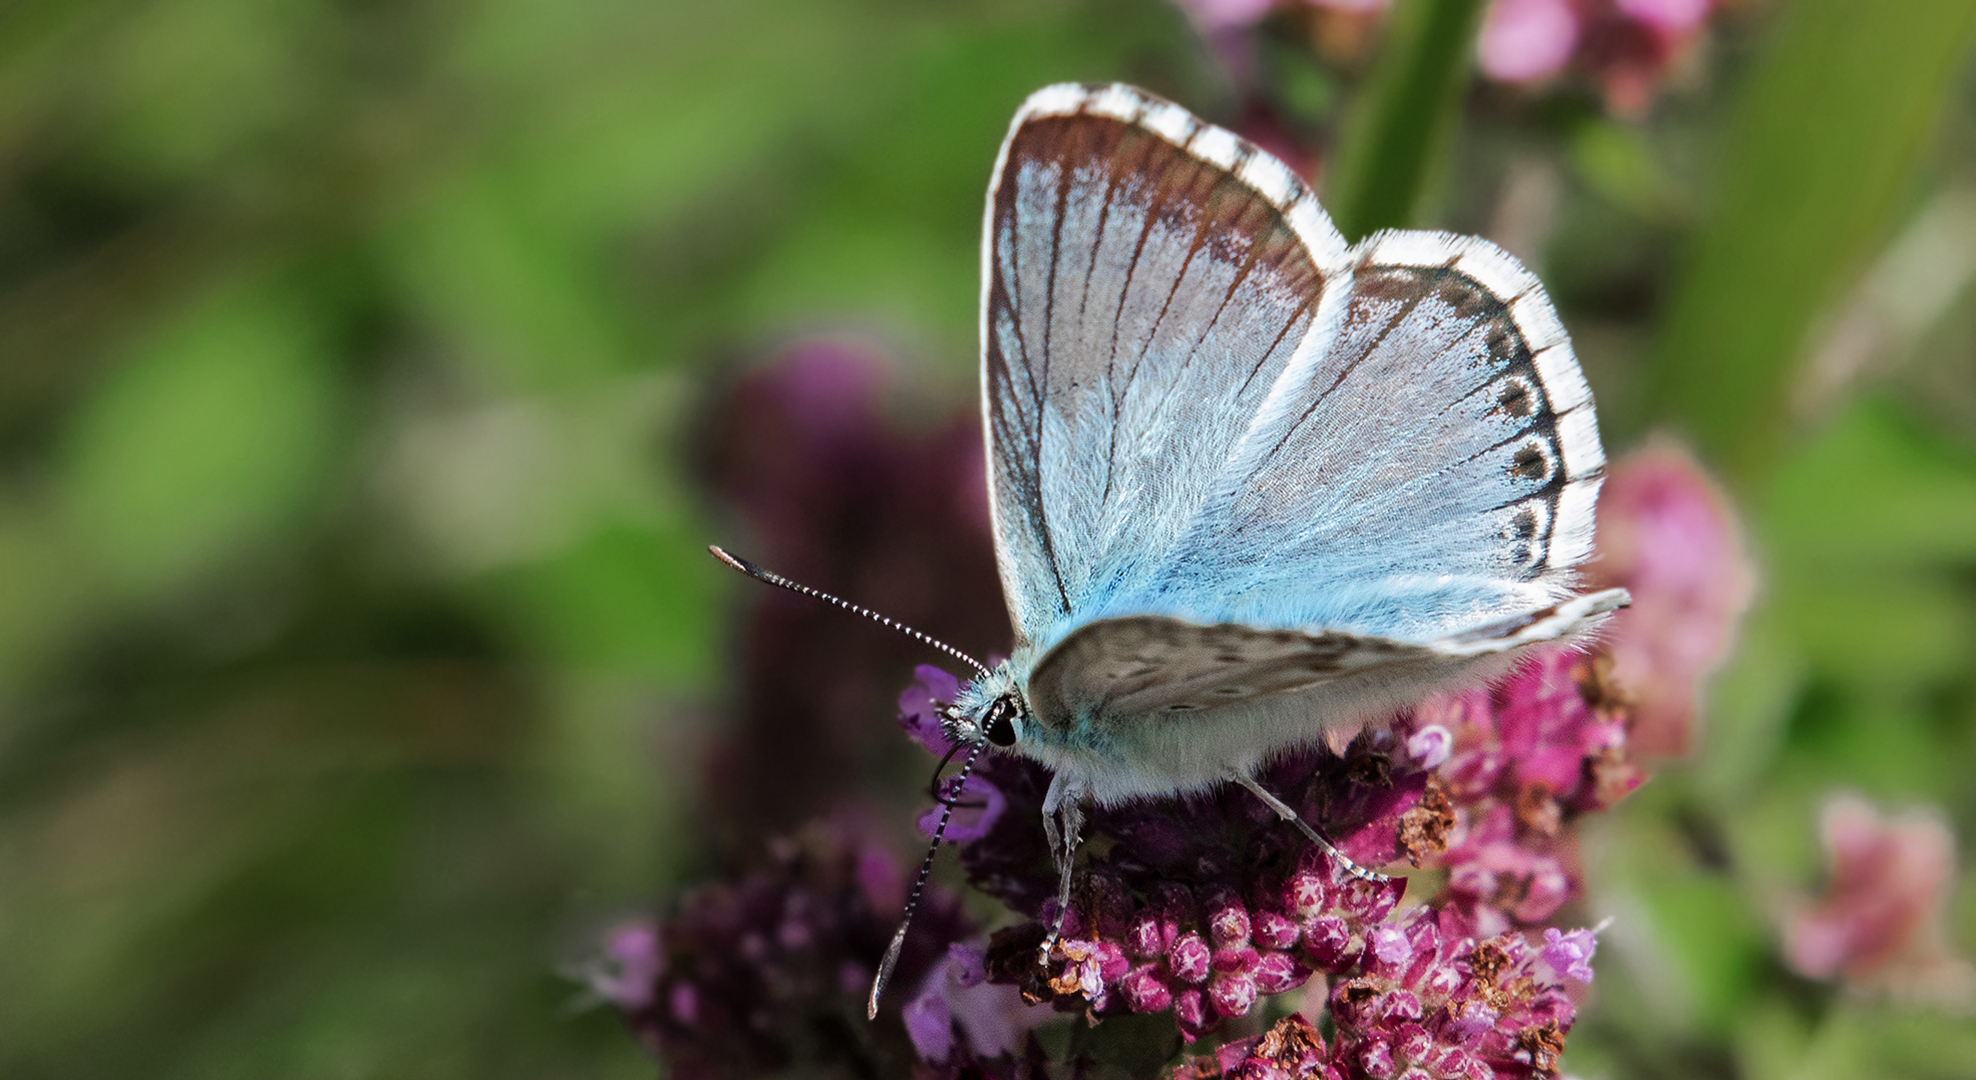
[1257,277,1436,467]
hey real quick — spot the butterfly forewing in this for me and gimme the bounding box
[983,84,1351,649]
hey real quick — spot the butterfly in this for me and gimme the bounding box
[714,82,1628,1015]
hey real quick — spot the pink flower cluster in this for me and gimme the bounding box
[1478,0,1721,113]
[1032,843,1602,1079]
[1404,647,1643,939]
[1784,793,1976,1008]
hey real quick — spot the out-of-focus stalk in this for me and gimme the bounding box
[1324,0,1488,241]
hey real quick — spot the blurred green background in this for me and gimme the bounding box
[1,0,1973,1077]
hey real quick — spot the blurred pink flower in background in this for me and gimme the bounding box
[1478,0,1580,82]
[1173,0,1387,30]
[1176,0,1278,31]
[1477,0,1721,113]
[1784,794,1975,1008]
[1614,0,1711,35]
[1587,441,1753,758]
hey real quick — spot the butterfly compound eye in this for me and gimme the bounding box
[985,699,1018,747]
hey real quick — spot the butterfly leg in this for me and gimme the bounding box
[1233,774,1389,883]
[1037,775,1086,965]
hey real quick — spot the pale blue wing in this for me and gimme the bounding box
[981,84,1353,649]
[1089,230,1611,645]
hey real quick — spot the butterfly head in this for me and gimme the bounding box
[941,662,1028,749]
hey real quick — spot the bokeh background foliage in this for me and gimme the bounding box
[0,0,1973,1077]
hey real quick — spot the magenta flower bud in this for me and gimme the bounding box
[1447,863,1496,899]
[1328,977,1382,1028]
[1422,958,1464,997]
[1463,1057,1493,1080]
[1121,963,1173,1013]
[1152,882,1196,946]
[1208,970,1259,1017]
[1253,907,1301,950]
[1212,945,1260,975]
[1287,868,1328,920]
[1359,1038,1397,1079]
[1394,1022,1432,1061]
[1169,932,1212,983]
[1302,915,1355,970]
[1432,1047,1476,1079]
[1381,989,1423,1022]
[1127,912,1165,959]
[1174,988,1208,1033]
[1095,940,1131,982]
[1252,950,1311,994]
[1397,1069,1434,1080]
[1514,864,1572,922]
[1205,887,1253,946]
[1337,875,1403,923]
[1368,924,1414,975]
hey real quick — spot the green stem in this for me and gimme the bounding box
[1323,0,1488,242]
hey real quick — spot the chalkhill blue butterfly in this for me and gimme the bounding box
[713,82,1629,1016]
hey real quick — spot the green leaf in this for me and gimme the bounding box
[1645,0,1976,488]
[60,281,341,598]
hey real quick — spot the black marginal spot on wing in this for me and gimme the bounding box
[1495,377,1536,419]
[1510,507,1539,539]
[1509,442,1550,481]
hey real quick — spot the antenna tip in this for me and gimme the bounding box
[707,545,750,574]
[867,924,910,1021]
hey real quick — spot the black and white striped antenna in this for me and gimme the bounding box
[707,544,995,1016]
[707,546,991,678]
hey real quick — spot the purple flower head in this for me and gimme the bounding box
[905,942,1044,1064]
[648,341,1767,1074]
[585,923,663,1012]
[917,773,1007,845]
[1540,925,1600,984]
[604,824,977,1078]
[899,664,963,754]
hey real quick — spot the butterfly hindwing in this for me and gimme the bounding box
[1026,588,1628,734]
[1118,231,1609,643]
[983,84,1352,649]
[1026,616,1435,729]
